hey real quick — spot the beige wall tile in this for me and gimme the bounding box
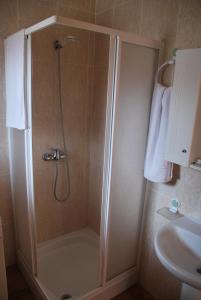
[94,33,110,67]
[18,0,56,28]
[140,0,178,59]
[113,0,131,6]
[141,0,178,39]
[54,26,91,65]
[0,126,10,176]
[97,0,142,34]
[58,0,92,12]
[88,33,95,66]
[0,0,19,37]
[32,25,92,243]
[176,0,201,48]
[95,0,114,14]
[90,0,96,16]
[95,9,113,28]
[2,222,16,266]
[57,5,91,22]
[0,175,13,221]
[56,0,95,21]
[113,0,141,34]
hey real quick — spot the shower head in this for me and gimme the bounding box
[54,36,78,50]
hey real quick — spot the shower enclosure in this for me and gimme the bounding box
[8,16,161,300]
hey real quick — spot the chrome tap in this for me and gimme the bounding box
[42,149,66,161]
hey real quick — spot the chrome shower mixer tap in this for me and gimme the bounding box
[42,149,66,161]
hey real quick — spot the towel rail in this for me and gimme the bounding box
[155,59,175,84]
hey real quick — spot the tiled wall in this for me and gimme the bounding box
[32,26,92,243]
[0,0,95,264]
[95,1,201,299]
[1,5,201,298]
[31,26,109,242]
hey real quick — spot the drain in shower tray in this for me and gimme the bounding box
[61,294,72,299]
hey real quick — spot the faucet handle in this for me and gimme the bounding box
[42,152,54,161]
[51,148,58,159]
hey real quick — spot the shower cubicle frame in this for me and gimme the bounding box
[9,16,162,300]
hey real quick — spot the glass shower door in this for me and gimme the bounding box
[106,40,158,280]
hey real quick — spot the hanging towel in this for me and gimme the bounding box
[144,83,173,183]
[4,29,27,130]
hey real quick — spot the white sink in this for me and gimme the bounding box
[154,216,201,291]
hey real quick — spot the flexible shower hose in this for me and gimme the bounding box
[54,45,71,202]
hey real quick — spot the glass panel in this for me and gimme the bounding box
[107,42,158,280]
[31,24,110,299]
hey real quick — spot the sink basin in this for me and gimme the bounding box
[154,216,201,290]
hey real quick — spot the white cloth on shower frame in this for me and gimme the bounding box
[5,29,27,130]
[144,83,173,183]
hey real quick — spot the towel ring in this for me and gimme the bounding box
[155,59,175,85]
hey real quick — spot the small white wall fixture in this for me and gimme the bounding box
[165,48,201,167]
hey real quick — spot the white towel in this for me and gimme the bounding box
[5,29,27,130]
[144,83,173,183]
